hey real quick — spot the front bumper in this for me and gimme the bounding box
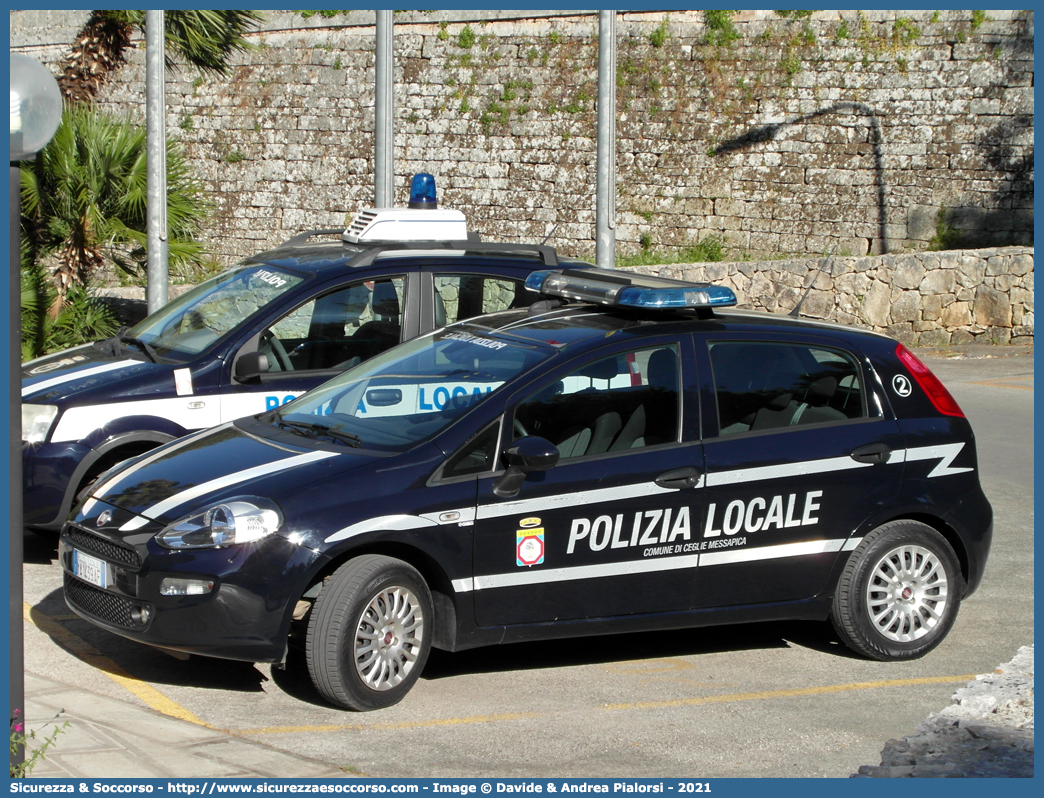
[59,521,325,662]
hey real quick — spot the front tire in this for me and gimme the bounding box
[831,520,963,661]
[306,555,433,711]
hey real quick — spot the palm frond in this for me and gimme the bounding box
[150,10,264,75]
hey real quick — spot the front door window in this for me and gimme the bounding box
[261,277,405,373]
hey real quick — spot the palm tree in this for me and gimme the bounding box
[21,257,120,360]
[20,105,209,312]
[58,9,264,103]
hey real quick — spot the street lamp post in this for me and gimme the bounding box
[9,53,62,772]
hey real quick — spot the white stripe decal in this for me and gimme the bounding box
[706,455,871,487]
[700,538,847,567]
[82,424,226,516]
[473,553,703,591]
[452,537,858,593]
[477,481,678,521]
[119,450,340,530]
[325,514,437,544]
[23,360,138,397]
[903,442,973,478]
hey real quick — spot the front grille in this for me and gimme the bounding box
[64,573,149,630]
[64,525,141,568]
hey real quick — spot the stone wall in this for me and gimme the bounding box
[10,9,1034,268]
[632,245,1033,346]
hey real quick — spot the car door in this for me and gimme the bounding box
[692,334,905,608]
[471,336,706,627]
[219,274,409,422]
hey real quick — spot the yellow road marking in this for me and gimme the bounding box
[243,711,545,735]
[967,376,1033,391]
[602,657,695,674]
[241,675,975,735]
[24,602,211,728]
[602,674,977,711]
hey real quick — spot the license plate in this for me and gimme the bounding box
[72,549,107,589]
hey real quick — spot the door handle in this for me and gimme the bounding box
[850,443,892,464]
[655,467,702,489]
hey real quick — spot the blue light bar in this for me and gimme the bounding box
[525,268,737,310]
[408,173,437,209]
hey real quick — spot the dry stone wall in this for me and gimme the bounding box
[10,9,1034,269]
[633,245,1033,346]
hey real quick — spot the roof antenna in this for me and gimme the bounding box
[539,223,558,247]
[790,244,838,318]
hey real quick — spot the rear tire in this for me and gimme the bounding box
[831,520,963,661]
[306,555,432,711]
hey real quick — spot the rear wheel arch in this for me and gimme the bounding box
[883,512,970,595]
[831,511,970,600]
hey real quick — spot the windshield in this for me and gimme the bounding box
[273,325,553,452]
[126,265,306,360]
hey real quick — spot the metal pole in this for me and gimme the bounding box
[595,10,617,269]
[10,161,25,772]
[374,10,394,208]
[146,9,169,314]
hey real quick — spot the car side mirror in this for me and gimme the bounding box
[493,436,559,498]
[234,351,270,383]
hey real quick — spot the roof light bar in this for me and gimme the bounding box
[408,172,438,209]
[525,268,737,310]
[343,174,466,243]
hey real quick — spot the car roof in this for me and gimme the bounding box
[462,303,895,356]
[242,239,594,277]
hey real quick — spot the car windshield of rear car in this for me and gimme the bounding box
[125,265,306,361]
[272,324,553,452]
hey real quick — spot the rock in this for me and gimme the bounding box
[974,285,1013,327]
[851,647,1034,778]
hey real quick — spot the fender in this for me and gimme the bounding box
[48,430,180,531]
[78,414,195,450]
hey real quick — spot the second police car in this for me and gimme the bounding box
[22,175,585,530]
[60,267,992,711]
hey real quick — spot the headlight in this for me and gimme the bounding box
[156,497,283,549]
[22,404,58,443]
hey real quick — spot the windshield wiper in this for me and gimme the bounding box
[118,333,159,363]
[276,419,361,447]
[94,327,159,363]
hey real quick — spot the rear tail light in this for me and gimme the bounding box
[895,343,965,417]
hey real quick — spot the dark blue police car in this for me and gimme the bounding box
[23,175,584,530]
[59,267,992,711]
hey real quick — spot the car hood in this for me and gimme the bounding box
[76,422,382,531]
[22,343,166,404]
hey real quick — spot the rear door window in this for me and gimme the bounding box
[434,274,536,327]
[709,341,866,436]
